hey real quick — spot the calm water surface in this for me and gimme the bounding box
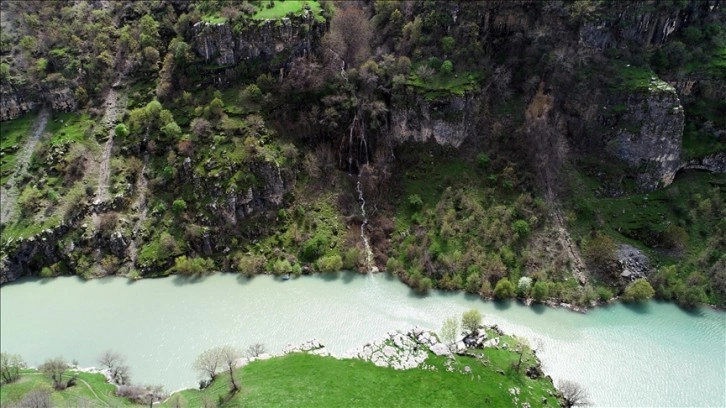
[1,272,724,407]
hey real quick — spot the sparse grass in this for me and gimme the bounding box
[169,350,558,407]
[406,71,480,99]
[0,113,37,185]
[252,1,322,20]
[609,63,674,93]
[0,369,142,407]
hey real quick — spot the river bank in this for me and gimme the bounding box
[1,273,724,406]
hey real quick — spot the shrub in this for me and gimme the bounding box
[512,220,530,238]
[172,199,187,215]
[115,123,128,138]
[317,254,343,273]
[440,60,453,75]
[272,259,293,275]
[407,194,423,211]
[621,279,655,302]
[517,276,533,297]
[299,235,328,263]
[596,286,614,302]
[531,281,549,302]
[237,254,267,277]
[494,278,516,299]
[584,232,617,269]
[174,256,214,275]
[461,309,482,333]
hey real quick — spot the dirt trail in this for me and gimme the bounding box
[127,154,149,267]
[550,202,589,286]
[96,87,127,203]
[0,108,50,225]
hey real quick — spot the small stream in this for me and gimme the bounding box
[1,273,724,406]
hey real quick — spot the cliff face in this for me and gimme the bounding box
[0,85,35,121]
[390,94,476,148]
[604,80,684,191]
[191,11,325,67]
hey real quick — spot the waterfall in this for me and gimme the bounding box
[356,176,374,273]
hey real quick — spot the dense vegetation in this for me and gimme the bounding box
[0,0,724,310]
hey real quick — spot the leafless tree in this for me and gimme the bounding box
[246,343,266,358]
[39,357,68,390]
[558,379,591,407]
[98,350,130,385]
[17,388,52,408]
[219,346,241,393]
[192,348,222,383]
[513,337,531,373]
[140,384,166,408]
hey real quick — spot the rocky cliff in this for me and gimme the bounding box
[191,11,325,68]
[603,78,684,191]
[390,93,476,148]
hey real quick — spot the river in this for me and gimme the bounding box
[1,272,724,407]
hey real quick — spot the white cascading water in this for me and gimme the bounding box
[356,177,374,273]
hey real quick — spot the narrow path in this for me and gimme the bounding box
[0,108,50,225]
[96,87,127,203]
[76,376,111,407]
[127,154,149,267]
[551,205,588,285]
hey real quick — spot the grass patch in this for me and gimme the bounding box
[170,351,558,407]
[45,112,96,146]
[0,369,141,407]
[609,63,675,93]
[406,71,480,100]
[0,112,37,185]
[252,1,322,20]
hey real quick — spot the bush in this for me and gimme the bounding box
[461,309,482,333]
[440,60,453,75]
[596,286,614,302]
[172,199,187,215]
[517,276,533,297]
[407,194,423,211]
[621,279,655,302]
[237,254,267,277]
[494,278,516,299]
[272,259,293,275]
[115,123,128,138]
[584,232,617,269]
[317,254,343,273]
[531,281,549,302]
[512,220,530,238]
[174,256,214,275]
[299,235,328,263]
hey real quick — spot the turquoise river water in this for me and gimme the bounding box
[1,272,724,406]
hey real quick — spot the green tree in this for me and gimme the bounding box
[621,279,655,302]
[493,278,516,299]
[115,123,129,139]
[461,309,482,333]
[439,316,458,351]
[172,199,187,215]
[532,281,549,302]
[512,220,530,238]
[440,60,453,75]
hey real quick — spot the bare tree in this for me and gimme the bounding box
[513,337,531,373]
[140,384,166,408]
[0,352,25,384]
[218,346,241,393]
[558,379,591,407]
[98,350,131,385]
[246,343,266,358]
[17,388,52,408]
[39,357,68,390]
[192,348,222,383]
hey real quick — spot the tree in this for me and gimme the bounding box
[440,316,459,351]
[558,379,591,407]
[621,279,655,302]
[584,232,616,269]
[193,348,221,383]
[246,343,266,358]
[0,353,25,384]
[532,281,549,302]
[440,60,453,75]
[317,254,343,273]
[140,385,165,408]
[461,309,482,334]
[513,337,531,373]
[494,278,516,299]
[219,345,241,393]
[115,123,129,139]
[98,350,130,385]
[40,357,69,390]
[323,5,372,72]
[517,277,533,297]
[172,199,187,215]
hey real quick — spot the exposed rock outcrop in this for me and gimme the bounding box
[680,152,726,174]
[0,85,35,121]
[191,11,325,68]
[391,93,475,148]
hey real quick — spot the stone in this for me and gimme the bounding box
[430,343,451,356]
